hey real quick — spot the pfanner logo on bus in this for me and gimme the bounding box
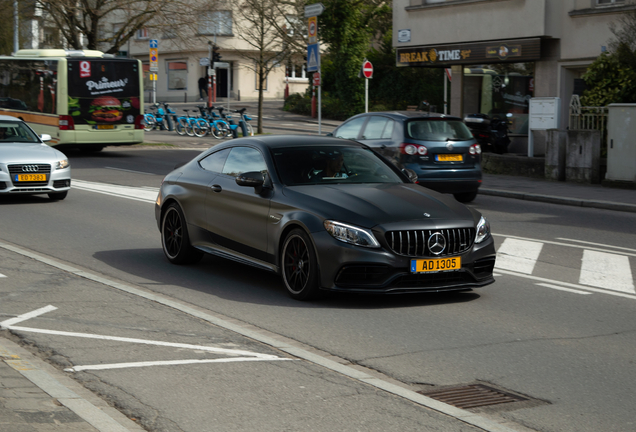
[85,77,129,95]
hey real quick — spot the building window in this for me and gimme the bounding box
[199,11,232,36]
[462,63,535,135]
[286,64,306,80]
[137,28,149,39]
[597,0,624,5]
[167,61,187,90]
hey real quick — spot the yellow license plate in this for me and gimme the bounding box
[96,124,115,129]
[15,174,47,182]
[437,154,463,162]
[411,256,461,273]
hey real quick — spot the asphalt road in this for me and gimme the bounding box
[1,133,635,431]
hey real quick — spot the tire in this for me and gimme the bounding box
[212,121,229,139]
[453,191,478,203]
[143,115,155,131]
[175,118,186,136]
[161,203,204,265]
[48,191,68,200]
[245,122,254,136]
[281,229,321,301]
[194,119,209,137]
[182,119,195,137]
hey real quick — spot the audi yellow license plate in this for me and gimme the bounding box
[14,174,47,182]
[411,257,461,273]
[436,154,463,162]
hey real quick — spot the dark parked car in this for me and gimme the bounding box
[329,111,482,202]
[155,135,496,300]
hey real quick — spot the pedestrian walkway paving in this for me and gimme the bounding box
[0,337,143,432]
[481,173,636,213]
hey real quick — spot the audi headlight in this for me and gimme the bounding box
[55,159,70,170]
[475,216,490,243]
[324,220,380,248]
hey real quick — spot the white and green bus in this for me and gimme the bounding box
[0,49,144,151]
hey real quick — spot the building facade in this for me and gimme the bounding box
[393,0,635,153]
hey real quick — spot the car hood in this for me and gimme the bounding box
[0,143,63,163]
[282,183,475,229]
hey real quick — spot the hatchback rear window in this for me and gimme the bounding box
[406,120,473,141]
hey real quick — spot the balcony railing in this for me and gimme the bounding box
[569,95,607,131]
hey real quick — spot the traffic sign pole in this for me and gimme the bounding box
[361,59,373,113]
[149,40,159,105]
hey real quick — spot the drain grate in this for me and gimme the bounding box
[419,384,528,409]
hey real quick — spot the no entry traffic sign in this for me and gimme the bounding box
[362,60,373,79]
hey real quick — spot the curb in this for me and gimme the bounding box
[480,188,636,214]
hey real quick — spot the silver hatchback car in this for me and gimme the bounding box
[0,115,71,200]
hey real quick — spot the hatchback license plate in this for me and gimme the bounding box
[15,174,47,182]
[411,257,461,273]
[437,154,463,162]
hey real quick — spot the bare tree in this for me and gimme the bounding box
[34,0,200,54]
[232,0,305,133]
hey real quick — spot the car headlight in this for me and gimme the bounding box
[475,216,490,243]
[324,220,380,248]
[55,159,70,170]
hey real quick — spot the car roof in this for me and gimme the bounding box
[0,115,24,122]
[212,135,366,150]
[349,111,463,121]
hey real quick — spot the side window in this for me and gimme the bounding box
[222,147,268,177]
[335,117,366,139]
[362,116,393,140]
[381,119,395,139]
[199,148,230,173]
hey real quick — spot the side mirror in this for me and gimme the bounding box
[40,134,52,142]
[402,168,418,183]
[236,171,267,193]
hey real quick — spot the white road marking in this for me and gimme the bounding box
[65,357,291,372]
[0,273,5,278]
[0,242,517,432]
[72,179,158,203]
[580,250,635,294]
[495,269,636,300]
[495,238,543,274]
[557,238,636,254]
[105,167,156,175]
[0,305,58,328]
[494,233,636,258]
[535,283,593,295]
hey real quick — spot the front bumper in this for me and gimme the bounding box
[312,231,496,294]
[0,167,71,195]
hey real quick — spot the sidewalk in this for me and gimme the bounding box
[0,336,144,431]
[480,173,636,213]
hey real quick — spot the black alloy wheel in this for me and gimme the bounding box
[281,229,321,300]
[161,203,203,264]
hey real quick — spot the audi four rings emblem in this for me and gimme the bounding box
[21,165,40,172]
[427,232,446,255]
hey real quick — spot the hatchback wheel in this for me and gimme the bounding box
[454,191,478,203]
[161,203,203,264]
[281,229,321,300]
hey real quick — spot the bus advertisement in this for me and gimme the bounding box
[0,49,144,151]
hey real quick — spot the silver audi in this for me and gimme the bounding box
[0,115,71,200]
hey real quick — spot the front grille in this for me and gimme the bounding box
[473,257,495,278]
[385,228,475,257]
[9,164,52,187]
[335,265,392,286]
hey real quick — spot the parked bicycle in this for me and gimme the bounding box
[143,102,174,132]
[232,108,254,137]
[178,109,208,137]
[196,105,231,139]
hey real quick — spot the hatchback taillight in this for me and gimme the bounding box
[135,115,145,130]
[400,143,428,156]
[59,115,75,130]
[469,143,482,155]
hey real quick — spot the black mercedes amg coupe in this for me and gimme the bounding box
[155,135,496,300]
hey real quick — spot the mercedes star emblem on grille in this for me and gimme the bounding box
[22,165,40,172]
[427,232,446,255]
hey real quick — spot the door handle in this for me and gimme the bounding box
[210,184,222,192]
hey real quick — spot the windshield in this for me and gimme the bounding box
[407,119,473,141]
[272,146,404,186]
[0,120,40,143]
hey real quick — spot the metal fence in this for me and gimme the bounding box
[569,95,607,131]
